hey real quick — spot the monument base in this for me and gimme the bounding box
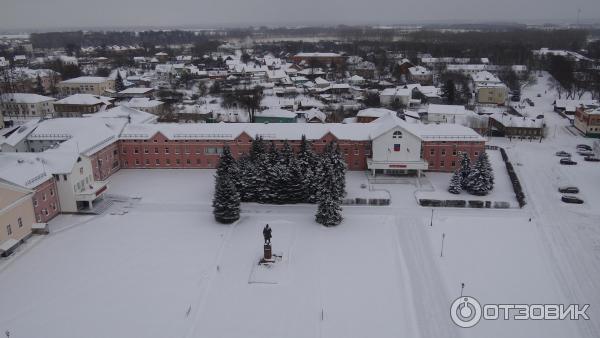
[264,244,272,259]
[259,244,275,264]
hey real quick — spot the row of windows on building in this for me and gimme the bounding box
[124,138,365,145]
[428,149,479,157]
[33,188,55,207]
[124,146,369,156]
[127,158,215,166]
[125,157,364,167]
[126,146,225,155]
[2,109,51,116]
[508,129,541,135]
[1,102,50,109]
[5,217,24,236]
[435,160,457,168]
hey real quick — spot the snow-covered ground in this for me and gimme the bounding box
[0,72,598,338]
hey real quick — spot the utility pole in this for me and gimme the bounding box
[429,209,434,227]
[440,233,446,257]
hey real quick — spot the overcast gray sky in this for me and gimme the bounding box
[1,0,599,31]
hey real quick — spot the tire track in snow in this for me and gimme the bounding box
[393,215,459,338]
[182,217,240,338]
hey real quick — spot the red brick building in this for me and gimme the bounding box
[31,178,61,223]
[421,140,486,171]
[89,142,121,181]
[116,115,484,175]
[119,130,371,171]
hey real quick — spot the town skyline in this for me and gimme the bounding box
[1,0,600,32]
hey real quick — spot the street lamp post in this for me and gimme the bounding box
[430,209,434,227]
[440,233,446,257]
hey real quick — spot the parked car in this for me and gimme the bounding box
[555,151,571,157]
[578,151,594,156]
[536,114,544,119]
[560,158,577,165]
[558,187,579,194]
[561,195,584,204]
[584,156,600,162]
[576,144,592,151]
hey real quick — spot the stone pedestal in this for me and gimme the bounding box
[264,244,272,260]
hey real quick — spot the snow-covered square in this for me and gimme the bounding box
[1,159,597,337]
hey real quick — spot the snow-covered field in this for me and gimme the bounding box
[0,72,598,338]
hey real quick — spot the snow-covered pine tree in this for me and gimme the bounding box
[479,151,494,188]
[466,154,492,196]
[250,136,266,161]
[273,140,296,203]
[254,152,272,204]
[279,140,294,168]
[267,141,280,166]
[286,157,307,203]
[212,173,240,224]
[236,154,255,202]
[316,194,343,226]
[266,161,287,204]
[324,142,347,201]
[459,152,471,189]
[216,145,240,187]
[448,170,462,194]
[315,161,343,226]
[297,135,318,203]
[115,71,125,92]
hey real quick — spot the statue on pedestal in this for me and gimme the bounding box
[262,224,273,261]
[263,224,272,245]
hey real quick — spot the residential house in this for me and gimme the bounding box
[380,87,412,107]
[53,94,115,117]
[554,99,598,115]
[489,113,544,139]
[291,53,346,68]
[122,98,165,115]
[57,76,115,96]
[117,87,154,100]
[472,71,508,105]
[574,107,600,138]
[356,108,397,123]
[408,66,433,85]
[254,108,297,123]
[0,93,56,123]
